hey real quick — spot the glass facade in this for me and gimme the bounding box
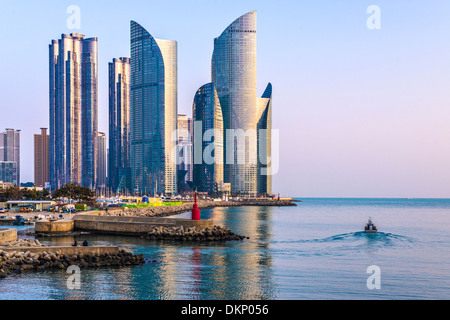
[0,162,18,186]
[97,132,107,189]
[176,139,193,193]
[177,114,193,193]
[49,33,98,191]
[108,57,131,193]
[211,11,272,195]
[192,83,224,194]
[0,129,20,185]
[81,38,99,190]
[257,83,272,195]
[130,21,177,195]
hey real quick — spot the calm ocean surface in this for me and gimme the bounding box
[1,198,449,300]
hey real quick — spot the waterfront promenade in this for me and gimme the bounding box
[31,199,296,238]
[103,199,297,218]
[0,199,296,280]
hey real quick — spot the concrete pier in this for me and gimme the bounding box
[35,214,214,236]
[35,219,74,234]
[32,199,294,237]
[0,228,17,242]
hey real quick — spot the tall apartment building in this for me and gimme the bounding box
[177,114,192,142]
[49,33,98,191]
[97,132,107,189]
[176,114,193,193]
[0,129,20,186]
[34,128,49,187]
[108,57,131,193]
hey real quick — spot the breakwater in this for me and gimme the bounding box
[35,215,247,241]
[33,199,296,240]
[0,238,45,248]
[146,225,247,241]
[0,239,144,279]
[0,228,17,242]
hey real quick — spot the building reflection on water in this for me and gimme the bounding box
[146,206,277,299]
[21,206,276,300]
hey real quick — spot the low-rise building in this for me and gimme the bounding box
[0,181,13,189]
[5,200,56,212]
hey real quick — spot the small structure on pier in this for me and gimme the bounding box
[192,191,200,221]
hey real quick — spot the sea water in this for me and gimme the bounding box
[0,198,449,300]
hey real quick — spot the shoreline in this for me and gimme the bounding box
[104,199,298,218]
[0,199,297,222]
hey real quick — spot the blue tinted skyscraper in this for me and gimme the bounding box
[192,83,224,194]
[49,33,98,190]
[81,37,99,190]
[130,21,177,195]
[108,57,131,193]
[97,132,107,190]
[177,114,193,193]
[0,129,20,186]
[257,83,272,195]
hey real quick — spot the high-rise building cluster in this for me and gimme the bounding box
[9,11,272,196]
[196,10,272,196]
[49,33,98,190]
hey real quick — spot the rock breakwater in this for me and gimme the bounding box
[0,238,46,248]
[147,225,247,242]
[0,247,144,279]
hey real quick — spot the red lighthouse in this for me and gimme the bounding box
[192,191,200,220]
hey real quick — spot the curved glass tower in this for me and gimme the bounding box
[212,11,268,196]
[130,21,177,195]
[257,83,272,195]
[192,83,224,194]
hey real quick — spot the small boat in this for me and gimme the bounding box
[12,215,26,226]
[364,218,377,233]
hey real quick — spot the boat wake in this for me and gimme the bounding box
[271,231,415,258]
[272,231,414,248]
[317,231,411,243]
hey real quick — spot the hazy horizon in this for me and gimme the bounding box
[1,0,450,198]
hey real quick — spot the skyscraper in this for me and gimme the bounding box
[0,129,20,186]
[211,11,272,195]
[257,83,272,195]
[192,83,224,194]
[97,132,107,190]
[108,57,131,193]
[49,33,98,191]
[177,114,192,142]
[81,37,99,190]
[176,114,193,193]
[130,21,177,196]
[34,128,49,187]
